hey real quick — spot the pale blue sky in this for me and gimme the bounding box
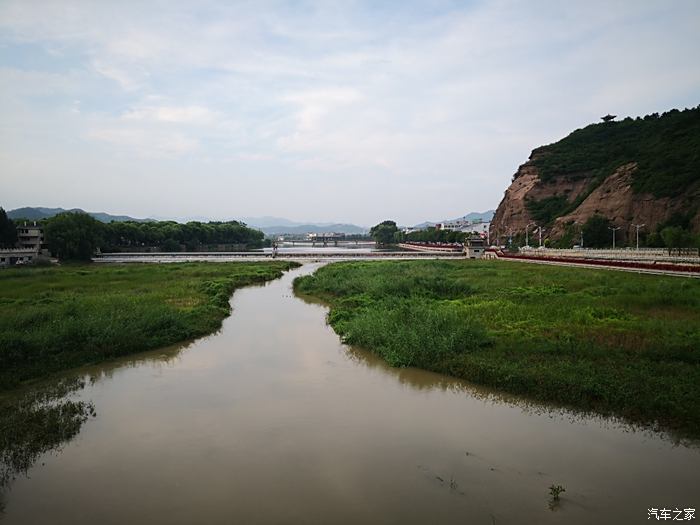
[1,0,699,225]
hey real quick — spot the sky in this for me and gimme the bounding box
[1,1,699,226]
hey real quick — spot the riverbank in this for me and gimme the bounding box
[293,260,700,437]
[0,261,298,390]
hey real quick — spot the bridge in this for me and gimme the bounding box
[276,239,374,247]
[95,250,464,263]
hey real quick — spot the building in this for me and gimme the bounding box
[17,222,47,251]
[464,236,486,259]
[0,248,42,267]
[440,219,491,235]
[0,222,50,267]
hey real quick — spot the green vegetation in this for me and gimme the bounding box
[45,211,102,261]
[100,217,266,251]
[523,107,700,244]
[397,227,468,244]
[581,214,612,248]
[0,208,17,249]
[0,261,297,389]
[525,195,570,225]
[294,260,700,437]
[24,211,267,260]
[369,220,400,245]
[531,106,700,198]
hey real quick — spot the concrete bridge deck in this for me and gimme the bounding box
[95,251,464,263]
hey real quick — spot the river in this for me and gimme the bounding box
[1,263,698,524]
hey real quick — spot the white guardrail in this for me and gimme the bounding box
[519,247,700,265]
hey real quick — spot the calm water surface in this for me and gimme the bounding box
[2,263,698,524]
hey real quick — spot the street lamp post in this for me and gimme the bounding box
[525,222,536,248]
[536,226,545,248]
[632,223,645,250]
[574,221,584,248]
[609,226,621,249]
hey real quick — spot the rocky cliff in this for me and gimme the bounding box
[491,106,700,245]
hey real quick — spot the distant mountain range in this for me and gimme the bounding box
[6,207,368,234]
[8,207,151,223]
[412,210,495,229]
[238,217,367,235]
[254,224,368,235]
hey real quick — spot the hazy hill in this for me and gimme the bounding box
[491,106,700,243]
[257,223,367,235]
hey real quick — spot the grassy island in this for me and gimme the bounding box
[294,260,700,437]
[0,261,298,390]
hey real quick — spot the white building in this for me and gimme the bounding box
[440,219,491,235]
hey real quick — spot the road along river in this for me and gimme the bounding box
[1,263,698,524]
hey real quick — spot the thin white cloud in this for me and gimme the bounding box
[86,127,198,157]
[1,0,699,223]
[123,105,217,125]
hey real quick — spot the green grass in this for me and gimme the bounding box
[294,260,700,437]
[0,261,298,389]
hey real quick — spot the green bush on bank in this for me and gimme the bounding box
[294,260,700,437]
[0,262,298,389]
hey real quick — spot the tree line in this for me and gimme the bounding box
[369,220,471,246]
[370,215,700,253]
[2,208,266,260]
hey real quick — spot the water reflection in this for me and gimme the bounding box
[0,377,95,511]
[344,341,695,447]
[0,339,197,509]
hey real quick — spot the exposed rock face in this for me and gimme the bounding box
[491,153,700,244]
[490,151,594,241]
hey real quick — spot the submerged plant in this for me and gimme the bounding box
[548,484,566,510]
[549,484,565,500]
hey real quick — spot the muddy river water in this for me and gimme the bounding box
[2,264,699,524]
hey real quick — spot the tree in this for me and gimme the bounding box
[160,238,181,252]
[582,215,611,248]
[45,212,103,260]
[370,220,399,246]
[0,207,17,248]
[660,226,692,255]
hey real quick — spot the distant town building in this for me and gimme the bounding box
[439,219,491,235]
[307,232,344,246]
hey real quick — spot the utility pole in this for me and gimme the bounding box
[609,226,621,249]
[632,223,645,250]
[537,226,545,248]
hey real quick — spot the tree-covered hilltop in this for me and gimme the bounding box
[491,105,700,248]
[531,105,700,197]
